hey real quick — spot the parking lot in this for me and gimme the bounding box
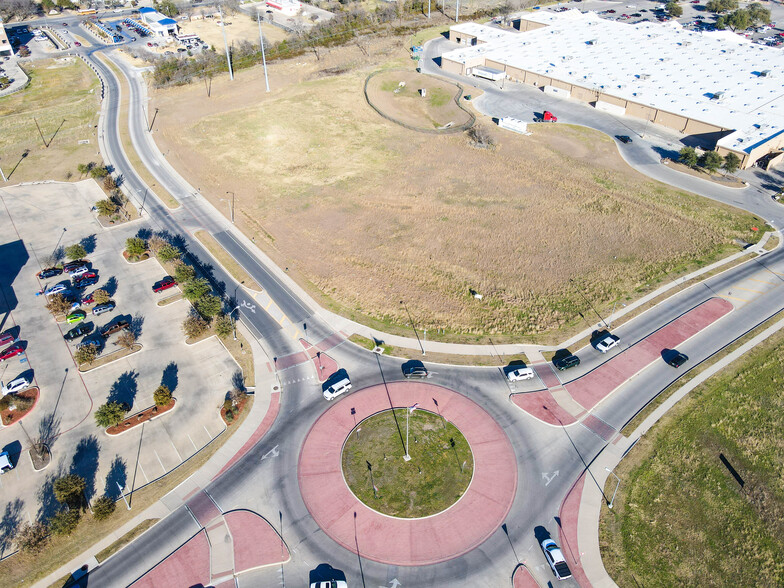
[0,181,237,527]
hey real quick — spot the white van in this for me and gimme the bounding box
[323,377,352,401]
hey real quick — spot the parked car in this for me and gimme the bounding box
[92,301,116,316]
[664,351,689,368]
[616,135,632,144]
[0,345,24,362]
[1,376,31,396]
[323,374,352,401]
[70,266,92,278]
[541,538,572,580]
[63,260,87,273]
[402,360,428,379]
[73,272,98,287]
[45,283,69,297]
[593,332,620,353]
[0,333,15,348]
[81,292,95,305]
[64,324,92,340]
[310,581,348,588]
[38,267,62,279]
[0,451,13,473]
[99,320,130,338]
[553,354,580,371]
[152,276,177,293]
[74,41,81,46]
[506,366,535,381]
[66,310,86,324]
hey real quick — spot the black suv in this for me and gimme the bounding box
[38,267,63,279]
[64,324,92,340]
[63,260,88,273]
[553,354,580,371]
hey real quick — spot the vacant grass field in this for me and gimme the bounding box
[342,409,473,518]
[0,57,100,185]
[599,329,784,587]
[152,41,763,342]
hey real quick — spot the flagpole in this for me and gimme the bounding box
[404,409,411,461]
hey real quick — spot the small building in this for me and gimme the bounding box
[0,21,13,57]
[265,0,302,17]
[138,7,179,37]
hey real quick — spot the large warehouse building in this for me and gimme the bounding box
[441,11,784,169]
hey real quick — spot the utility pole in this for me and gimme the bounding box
[33,117,48,148]
[226,191,235,223]
[117,482,131,510]
[219,6,234,81]
[456,0,460,22]
[0,160,6,182]
[257,10,270,92]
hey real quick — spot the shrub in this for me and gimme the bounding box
[46,293,72,316]
[214,313,234,338]
[174,263,196,284]
[95,401,127,428]
[116,330,137,350]
[699,150,724,173]
[182,314,208,339]
[195,294,222,319]
[92,289,110,305]
[15,522,49,553]
[95,199,117,216]
[89,165,109,179]
[147,235,167,256]
[678,146,698,168]
[6,395,34,413]
[467,125,495,147]
[153,385,172,406]
[50,509,81,536]
[125,237,148,257]
[74,344,98,366]
[723,152,741,174]
[158,244,182,262]
[92,496,116,521]
[183,278,211,302]
[53,474,86,507]
[103,175,117,191]
[65,243,87,261]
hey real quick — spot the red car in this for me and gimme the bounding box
[74,41,81,46]
[152,277,177,293]
[73,271,98,283]
[0,345,24,362]
[0,333,15,348]
[81,292,95,305]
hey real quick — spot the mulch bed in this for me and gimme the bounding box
[122,250,151,262]
[221,395,249,426]
[106,399,175,435]
[1,387,40,426]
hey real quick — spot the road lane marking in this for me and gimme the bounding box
[169,436,183,462]
[138,461,149,483]
[203,425,213,440]
[720,294,748,303]
[735,286,764,294]
[154,449,167,474]
[748,277,778,285]
[187,433,198,452]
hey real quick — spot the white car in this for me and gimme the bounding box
[541,538,572,580]
[323,377,352,401]
[45,283,68,297]
[506,366,535,381]
[70,266,91,278]
[594,333,620,353]
[0,451,13,474]
[310,582,347,588]
[1,376,31,396]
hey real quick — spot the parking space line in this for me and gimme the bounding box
[203,425,213,440]
[187,433,198,452]
[168,437,183,463]
[153,449,167,474]
[748,277,777,285]
[138,461,149,483]
[720,294,749,303]
[735,285,765,294]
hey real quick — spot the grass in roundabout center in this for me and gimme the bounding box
[342,408,474,518]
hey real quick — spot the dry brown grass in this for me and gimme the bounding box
[151,40,764,341]
[0,57,100,185]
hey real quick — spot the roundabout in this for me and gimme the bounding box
[298,381,518,566]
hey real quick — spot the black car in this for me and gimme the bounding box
[38,267,63,279]
[665,351,689,368]
[616,135,632,144]
[74,276,99,289]
[553,354,580,371]
[63,260,88,273]
[402,360,428,379]
[64,324,91,340]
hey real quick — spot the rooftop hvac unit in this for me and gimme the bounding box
[638,73,651,80]
[761,69,772,77]
[711,91,725,101]
[587,38,598,45]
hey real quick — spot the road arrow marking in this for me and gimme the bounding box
[261,445,280,460]
[388,580,401,588]
[542,471,559,486]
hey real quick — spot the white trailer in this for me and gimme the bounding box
[471,65,505,81]
[498,117,529,135]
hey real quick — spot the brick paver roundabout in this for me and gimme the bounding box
[298,381,518,566]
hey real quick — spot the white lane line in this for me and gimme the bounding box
[204,425,213,440]
[187,433,198,452]
[138,461,149,483]
[153,449,167,474]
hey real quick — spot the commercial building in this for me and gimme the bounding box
[265,0,302,17]
[441,12,784,169]
[0,22,13,57]
[138,7,179,37]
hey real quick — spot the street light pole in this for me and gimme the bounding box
[140,183,155,217]
[605,467,620,509]
[569,278,609,329]
[226,191,234,223]
[608,301,626,329]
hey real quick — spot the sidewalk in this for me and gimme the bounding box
[573,314,784,588]
[32,321,281,588]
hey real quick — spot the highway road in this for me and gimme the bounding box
[26,30,784,588]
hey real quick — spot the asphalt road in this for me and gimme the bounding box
[45,31,784,588]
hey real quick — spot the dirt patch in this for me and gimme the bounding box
[663,159,746,188]
[366,70,472,130]
[178,13,288,51]
[1,387,39,425]
[106,399,176,435]
[151,37,763,340]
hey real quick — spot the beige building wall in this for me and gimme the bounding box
[683,118,724,135]
[571,86,595,102]
[514,18,548,32]
[625,101,656,121]
[485,58,507,72]
[441,57,465,76]
[654,111,689,132]
[449,30,478,45]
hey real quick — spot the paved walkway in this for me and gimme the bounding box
[298,382,517,566]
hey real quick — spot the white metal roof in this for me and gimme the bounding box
[443,13,784,153]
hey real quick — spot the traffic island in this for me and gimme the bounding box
[106,399,176,436]
[0,387,40,426]
[342,408,473,518]
[298,382,517,565]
